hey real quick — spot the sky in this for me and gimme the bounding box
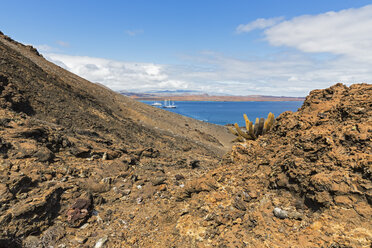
[1,0,372,96]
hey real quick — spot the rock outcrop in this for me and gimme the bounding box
[177,83,371,247]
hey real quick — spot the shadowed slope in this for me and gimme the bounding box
[0,31,234,156]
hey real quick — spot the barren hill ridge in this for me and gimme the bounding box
[0,30,234,156]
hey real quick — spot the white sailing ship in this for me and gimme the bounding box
[163,99,177,108]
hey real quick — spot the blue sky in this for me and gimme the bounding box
[1,0,372,96]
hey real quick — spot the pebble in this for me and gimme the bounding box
[288,211,303,220]
[94,236,108,248]
[151,177,166,186]
[102,152,107,161]
[101,177,112,184]
[96,215,103,223]
[112,187,119,193]
[242,191,251,202]
[17,192,28,200]
[273,207,288,219]
[78,173,87,178]
[75,236,87,244]
[44,174,53,180]
[122,189,131,195]
[118,219,128,225]
[80,223,89,229]
[158,184,167,191]
[175,174,185,180]
[233,197,247,211]
[249,191,258,199]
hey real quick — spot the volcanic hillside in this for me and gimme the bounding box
[0,31,371,248]
[0,32,234,247]
[0,31,234,156]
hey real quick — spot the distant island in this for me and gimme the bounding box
[121,92,305,102]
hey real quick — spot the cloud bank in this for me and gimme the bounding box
[46,54,190,93]
[264,4,372,60]
[43,4,372,97]
[46,49,370,97]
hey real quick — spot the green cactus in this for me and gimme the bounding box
[243,114,255,139]
[228,126,238,136]
[229,112,275,142]
[263,112,275,133]
[234,123,251,139]
[254,117,265,137]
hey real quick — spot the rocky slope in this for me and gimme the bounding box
[0,32,371,247]
[0,32,234,247]
[175,83,371,247]
[0,31,234,157]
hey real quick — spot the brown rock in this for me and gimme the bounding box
[106,150,122,160]
[151,177,166,186]
[66,197,92,227]
[175,174,185,181]
[34,146,54,162]
[158,184,167,191]
[233,197,246,211]
[2,185,63,239]
[0,184,12,205]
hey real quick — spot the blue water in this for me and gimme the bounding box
[142,101,303,126]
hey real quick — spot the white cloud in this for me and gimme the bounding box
[125,29,144,36]
[44,50,371,97]
[56,40,69,47]
[236,17,284,33]
[45,53,189,92]
[173,51,369,96]
[265,5,372,60]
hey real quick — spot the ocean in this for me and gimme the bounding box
[141,101,303,126]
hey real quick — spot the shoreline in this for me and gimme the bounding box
[127,95,305,102]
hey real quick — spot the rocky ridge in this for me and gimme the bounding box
[175,83,371,247]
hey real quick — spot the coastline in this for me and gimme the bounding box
[125,94,305,102]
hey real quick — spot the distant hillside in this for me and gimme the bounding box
[122,92,305,101]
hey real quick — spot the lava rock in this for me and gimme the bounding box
[34,147,55,162]
[273,207,288,219]
[66,197,92,227]
[175,174,185,181]
[189,160,200,169]
[233,197,247,211]
[94,236,108,248]
[151,177,166,186]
